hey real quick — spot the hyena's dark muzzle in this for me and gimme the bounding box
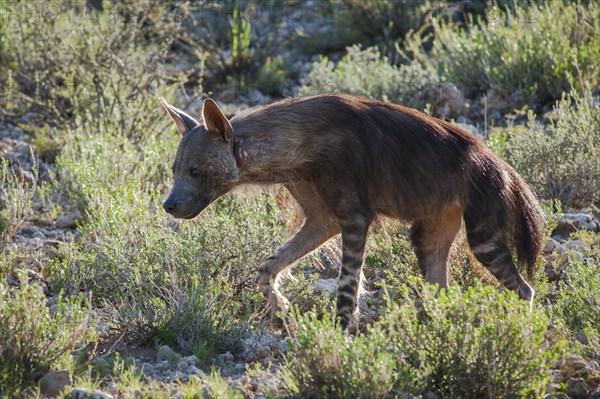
[163,181,213,219]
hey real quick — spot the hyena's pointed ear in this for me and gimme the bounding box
[159,97,200,136]
[202,98,234,142]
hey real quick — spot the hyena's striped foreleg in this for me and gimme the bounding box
[410,203,462,288]
[257,182,339,328]
[336,215,371,330]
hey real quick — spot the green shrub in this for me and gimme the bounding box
[555,259,600,359]
[365,223,421,298]
[301,45,437,109]
[283,283,563,398]
[155,277,247,364]
[335,0,442,62]
[0,1,192,141]
[334,0,524,63]
[282,310,398,399]
[0,157,37,257]
[409,1,600,107]
[489,90,600,206]
[0,280,96,397]
[382,283,563,397]
[256,56,287,97]
[313,2,599,111]
[550,231,600,358]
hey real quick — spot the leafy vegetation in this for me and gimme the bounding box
[0,157,37,256]
[302,45,437,109]
[0,0,598,397]
[0,280,96,396]
[283,283,564,398]
[308,1,599,112]
[489,89,600,207]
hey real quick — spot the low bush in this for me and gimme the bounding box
[281,309,398,399]
[0,280,96,397]
[334,1,526,63]
[51,144,286,355]
[489,90,600,207]
[409,1,600,108]
[155,277,248,364]
[0,0,192,143]
[301,45,437,110]
[383,284,563,397]
[308,2,599,112]
[282,283,564,398]
[335,0,442,63]
[550,230,600,359]
[0,157,37,256]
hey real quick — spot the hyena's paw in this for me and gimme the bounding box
[266,292,290,331]
[256,271,271,298]
[268,313,297,336]
[346,316,360,336]
[336,308,361,334]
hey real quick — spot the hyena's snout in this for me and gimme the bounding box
[162,185,214,219]
[162,196,179,214]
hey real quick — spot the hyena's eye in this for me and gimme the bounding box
[189,167,199,177]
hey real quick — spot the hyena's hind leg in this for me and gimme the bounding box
[336,214,371,330]
[465,222,534,302]
[410,203,463,288]
[256,182,339,329]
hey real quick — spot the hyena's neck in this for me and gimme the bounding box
[232,132,308,184]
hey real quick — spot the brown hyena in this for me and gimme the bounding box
[160,94,543,330]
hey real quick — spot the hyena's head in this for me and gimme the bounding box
[161,98,238,219]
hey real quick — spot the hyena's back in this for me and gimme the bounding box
[234,94,510,220]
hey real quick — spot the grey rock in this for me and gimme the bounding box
[56,210,82,229]
[14,141,31,158]
[234,362,246,373]
[457,123,483,139]
[562,354,591,379]
[187,365,205,376]
[564,240,585,252]
[20,224,40,235]
[177,360,188,371]
[181,354,199,366]
[173,370,185,381]
[219,351,234,362]
[39,370,72,397]
[238,374,250,385]
[564,378,589,399]
[158,360,171,369]
[544,238,558,253]
[313,278,337,294]
[156,345,181,364]
[49,303,59,316]
[555,212,598,237]
[65,387,114,399]
[546,382,561,393]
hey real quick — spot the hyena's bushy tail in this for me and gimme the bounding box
[463,152,543,298]
[510,169,544,280]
